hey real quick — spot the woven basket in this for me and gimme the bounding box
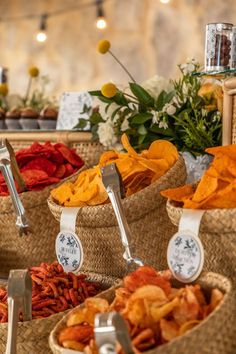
[166,200,236,280]
[48,156,187,278]
[0,169,85,278]
[0,272,118,354]
[0,131,104,168]
[49,272,235,354]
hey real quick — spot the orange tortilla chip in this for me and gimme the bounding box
[99,151,119,166]
[52,135,179,207]
[205,145,236,159]
[192,174,218,203]
[121,133,138,156]
[161,185,195,202]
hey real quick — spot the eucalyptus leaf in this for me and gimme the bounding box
[132,113,153,124]
[138,134,146,145]
[155,91,166,111]
[129,83,154,106]
[138,124,148,135]
[89,90,102,96]
[90,112,104,124]
[73,118,88,129]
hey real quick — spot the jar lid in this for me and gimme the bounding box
[207,22,233,30]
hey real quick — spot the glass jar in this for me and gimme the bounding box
[231,26,236,69]
[205,23,233,72]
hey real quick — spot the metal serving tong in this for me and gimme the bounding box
[94,312,134,354]
[0,139,30,236]
[101,164,143,269]
[5,270,32,354]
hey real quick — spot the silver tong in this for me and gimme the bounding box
[0,140,30,236]
[5,270,32,354]
[94,312,134,354]
[101,164,143,269]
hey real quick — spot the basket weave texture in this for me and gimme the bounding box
[49,272,236,354]
[0,272,117,354]
[0,140,103,277]
[0,183,60,277]
[48,156,187,278]
[166,200,236,280]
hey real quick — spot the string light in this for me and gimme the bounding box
[36,14,47,42]
[96,0,107,30]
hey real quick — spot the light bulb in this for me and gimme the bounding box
[36,14,48,42]
[36,31,47,42]
[96,17,107,29]
[160,0,170,3]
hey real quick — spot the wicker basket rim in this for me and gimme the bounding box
[0,166,85,212]
[48,155,185,217]
[167,199,236,233]
[49,271,232,354]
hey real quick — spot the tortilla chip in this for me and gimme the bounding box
[161,185,195,202]
[192,174,218,203]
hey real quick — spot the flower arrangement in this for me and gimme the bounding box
[0,66,57,112]
[85,40,222,155]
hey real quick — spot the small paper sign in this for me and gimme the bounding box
[55,230,84,273]
[167,231,204,283]
[56,92,92,130]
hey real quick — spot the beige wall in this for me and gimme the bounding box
[0,0,235,98]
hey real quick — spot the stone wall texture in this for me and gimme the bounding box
[0,0,235,97]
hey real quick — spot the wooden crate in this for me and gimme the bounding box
[223,77,236,145]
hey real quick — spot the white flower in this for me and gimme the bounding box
[163,103,176,115]
[171,96,181,108]
[142,75,173,99]
[120,117,130,132]
[201,109,208,117]
[99,102,120,122]
[152,111,160,124]
[97,119,118,148]
[180,62,196,75]
[186,58,199,65]
[159,121,168,129]
[212,111,221,122]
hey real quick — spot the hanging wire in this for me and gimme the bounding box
[0,0,111,23]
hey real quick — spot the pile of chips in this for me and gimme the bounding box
[0,142,84,196]
[58,266,223,352]
[51,134,178,207]
[162,144,236,209]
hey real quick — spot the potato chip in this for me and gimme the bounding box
[50,182,74,205]
[178,320,200,336]
[130,285,168,306]
[150,297,179,322]
[51,133,179,207]
[147,140,178,165]
[160,319,179,341]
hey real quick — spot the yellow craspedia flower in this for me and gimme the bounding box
[97,39,111,54]
[28,66,39,77]
[0,83,8,96]
[101,83,118,98]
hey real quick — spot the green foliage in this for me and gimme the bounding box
[88,62,222,155]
